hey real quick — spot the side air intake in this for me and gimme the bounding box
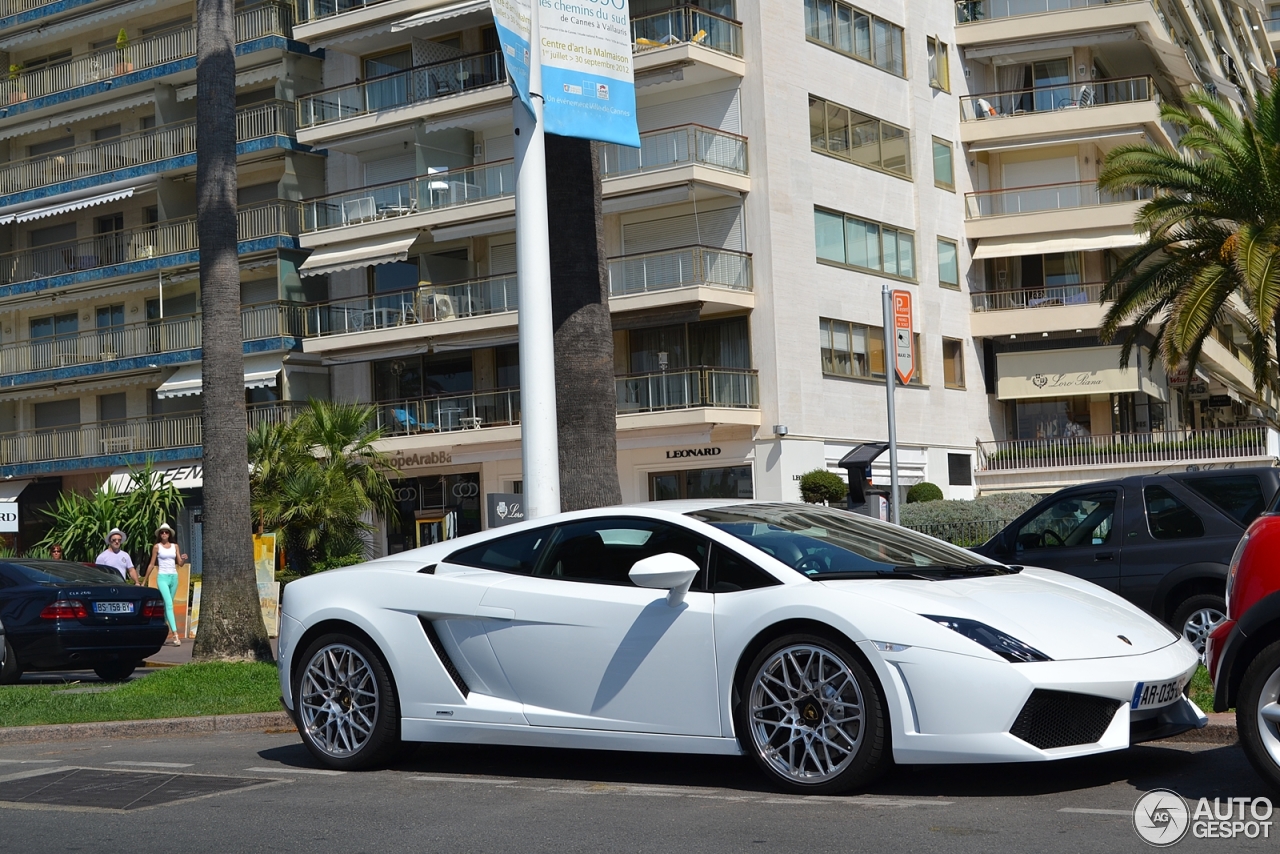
[418,617,469,698]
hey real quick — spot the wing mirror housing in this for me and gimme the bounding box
[629,553,700,607]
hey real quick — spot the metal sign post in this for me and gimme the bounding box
[880,285,914,525]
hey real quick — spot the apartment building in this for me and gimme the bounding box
[955,0,1280,493]
[0,0,326,559]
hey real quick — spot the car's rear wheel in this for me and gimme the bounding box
[294,633,401,770]
[1237,639,1280,791]
[1171,594,1226,660]
[737,634,887,795]
[0,640,20,685]
[92,661,136,682]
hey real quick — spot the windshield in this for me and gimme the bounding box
[2,560,126,584]
[687,504,1000,578]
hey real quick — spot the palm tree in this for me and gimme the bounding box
[545,135,623,510]
[1098,84,1280,396]
[193,0,270,661]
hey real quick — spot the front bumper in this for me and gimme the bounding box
[1207,619,1241,712]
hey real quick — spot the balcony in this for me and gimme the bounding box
[1,3,296,119]
[968,282,1108,336]
[600,124,750,197]
[955,0,1141,24]
[375,387,521,437]
[971,282,1104,311]
[296,51,504,133]
[0,101,299,207]
[0,201,301,297]
[616,367,760,429]
[964,180,1152,240]
[632,5,745,89]
[608,245,753,315]
[0,302,306,390]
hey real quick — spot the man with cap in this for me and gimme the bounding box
[95,528,139,585]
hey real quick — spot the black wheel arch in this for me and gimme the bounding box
[1153,562,1227,623]
[1217,590,1280,712]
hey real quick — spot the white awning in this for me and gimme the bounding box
[1,188,136,225]
[105,463,204,493]
[973,229,1146,260]
[392,0,490,31]
[298,234,419,277]
[0,478,28,533]
[155,354,283,399]
[430,215,515,241]
[0,0,159,49]
[997,346,1167,401]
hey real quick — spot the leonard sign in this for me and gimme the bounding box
[891,289,915,385]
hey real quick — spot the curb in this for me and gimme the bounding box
[1165,713,1237,745]
[0,711,295,745]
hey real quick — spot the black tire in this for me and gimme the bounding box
[292,632,401,771]
[92,661,136,682]
[1170,593,1227,658]
[0,640,20,685]
[735,633,888,795]
[1237,639,1280,792]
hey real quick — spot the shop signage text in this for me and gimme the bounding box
[390,450,453,469]
[665,447,722,459]
[1208,394,1233,408]
[487,493,526,528]
[1029,372,1106,392]
[0,506,17,533]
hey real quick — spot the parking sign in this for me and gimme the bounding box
[892,289,914,385]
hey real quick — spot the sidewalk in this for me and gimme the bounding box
[145,637,279,668]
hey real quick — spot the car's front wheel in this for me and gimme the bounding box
[1237,638,1280,791]
[737,634,888,795]
[294,633,401,770]
[1171,593,1227,660]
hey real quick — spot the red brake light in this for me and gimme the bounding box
[142,601,165,618]
[40,599,88,619]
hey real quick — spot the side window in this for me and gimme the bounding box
[1180,476,1266,526]
[538,518,709,587]
[1144,485,1205,540]
[446,526,551,575]
[1016,491,1117,550]
[708,544,780,593]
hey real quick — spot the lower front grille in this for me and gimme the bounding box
[1010,689,1122,749]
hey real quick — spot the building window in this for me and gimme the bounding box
[814,208,915,280]
[937,238,959,289]
[803,0,905,77]
[809,95,911,179]
[932,138,954,190]
[942,338,965,389]
[927,38,949,91]
[820,318,922,384]
[650,466,754,501]
[947,453,972,486]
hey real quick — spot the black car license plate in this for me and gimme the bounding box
[93,601,135,614]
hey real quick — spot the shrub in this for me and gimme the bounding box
[897,491,1043,547]
[799,469,848,505]
[906,482,943,503]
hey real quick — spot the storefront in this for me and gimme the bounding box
[617,433,756,504]
[387,471,482,553]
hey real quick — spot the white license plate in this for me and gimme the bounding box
[92,601,134,614]
[1132,677,1186,710]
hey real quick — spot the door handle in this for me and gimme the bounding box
[1095,552,1114,561]
[476,605,515,621]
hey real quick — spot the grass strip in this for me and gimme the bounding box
[0,662,281,727]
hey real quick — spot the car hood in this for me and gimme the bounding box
[820,566,1179,661]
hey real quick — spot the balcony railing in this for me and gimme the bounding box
[2,3,290,105]
[960,76,1153,121]
[297,51,504,128]
[600,124,748,177]
[295,0,386,22]
[976,426,1271,471]
[0,302,305,377]
[970,282,1105,312]
[303,274,518,337]
[608,246,752,296]
[955,0,1141,23]
[616,367,759,413]
[0,201,300,287]
[374,388,521,437]
[301,160,514,232]
[1267,17,1280,32]
[965,180,1152,218]
[247,400,308,430]
[0,0,60,18]
[632,4,743,57]
[0,101,296,197]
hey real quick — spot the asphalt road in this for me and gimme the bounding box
[0,730,1273,853]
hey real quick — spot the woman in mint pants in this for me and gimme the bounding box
[145,523,188,646]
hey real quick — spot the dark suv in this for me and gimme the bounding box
[974,467,1280,656]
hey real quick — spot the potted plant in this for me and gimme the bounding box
[7,63,25,104]
[115,29,133,75]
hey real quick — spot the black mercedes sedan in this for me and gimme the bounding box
[0,559,169,683]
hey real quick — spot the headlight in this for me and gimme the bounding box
[921,615,1052,663]
[1226,533,1249,619]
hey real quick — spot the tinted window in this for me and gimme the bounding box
[1180,475,1266,526]
[1016,491,1116,550]
[1,561,124,584]
[708,544,779,592]
[538,519,708,586]
[1144,485,1205,540]
[447,526,551,575]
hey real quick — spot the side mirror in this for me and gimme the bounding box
[629,553,700,607]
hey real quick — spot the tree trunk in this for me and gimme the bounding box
[192,0,271,661]
[545,135,622,511]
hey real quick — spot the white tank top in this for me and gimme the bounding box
[157,543,178,574]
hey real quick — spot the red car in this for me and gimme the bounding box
[1207,499,1280,790]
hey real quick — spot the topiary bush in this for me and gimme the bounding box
[906,482,943,503]
[799,469,848,505]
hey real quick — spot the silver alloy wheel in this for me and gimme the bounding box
[299,643,379,758]
[747,644,864,784]
[1258,661,1280,769]
[1182,607,1226,659]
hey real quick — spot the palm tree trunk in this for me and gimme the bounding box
[545,135,622,510]
[192,0,270,661]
